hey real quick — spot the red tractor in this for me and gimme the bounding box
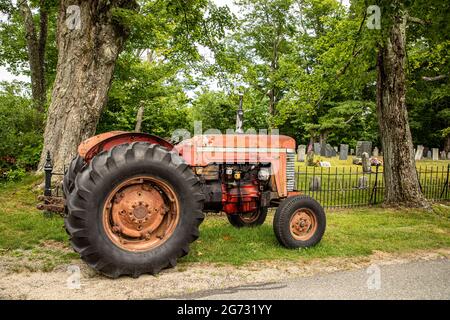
[62,129,326,278]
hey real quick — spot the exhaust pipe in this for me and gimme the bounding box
[236,93,244,134]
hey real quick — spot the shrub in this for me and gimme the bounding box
[0,82,43,180]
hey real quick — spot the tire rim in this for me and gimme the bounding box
[289,208,317,241]
[239,209,261,223]
[102,176,180,252]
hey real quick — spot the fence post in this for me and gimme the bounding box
[440,164,449,199]
[370,164,379,205]
[447,164,450,200]
[44,151,53,197]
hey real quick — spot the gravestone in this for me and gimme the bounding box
[339,144,349,160]
[356,141,372,157]
[310,177,321,191]
[320,143,327,156]
[323,144,335,157]
[362,152,371,173]
[358,176,369,189]
[440,151,447,160]
[333,146,338,153]
[427,150,432,158]
[313,143,321,155]
[448,152,450,161]
[415,145,424,161]
[330,144,337,157]
[432,148,439,161]
[350,148,354,155]
[297,145,306,162]
[373,147,379,157]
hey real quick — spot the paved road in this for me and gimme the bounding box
[174,259,450,300]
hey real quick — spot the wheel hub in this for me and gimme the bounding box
[289,209,317,241]
[132,205,149,220]
[103,177,179,251]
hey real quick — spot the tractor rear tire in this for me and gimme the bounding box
[64,142,205,278]
[63,155,85,218]
[273,195,326,248]
[63,155,86,197]
[227,207,268,228]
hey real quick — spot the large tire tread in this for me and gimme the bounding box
[273,195,326,249]
[64,142,205,278]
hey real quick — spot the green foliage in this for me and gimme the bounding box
[0,0,58,84]
[98,54,192,138]
[191,90,236,132]
[98,0,236,138]
[4,168,26,182]
[0,82,43,177]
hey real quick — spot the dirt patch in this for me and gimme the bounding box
[0,248,449,300]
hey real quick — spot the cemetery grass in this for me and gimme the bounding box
[0,175,450,270]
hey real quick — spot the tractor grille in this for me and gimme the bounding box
[286,151,296,192]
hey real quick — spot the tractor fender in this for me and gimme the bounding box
[78,131,174,162]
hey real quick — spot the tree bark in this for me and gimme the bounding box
[19,0,47,112]
[444,133,450,153]
[135,103,145,133]
[38,0,137,173]
[376,13,429,208]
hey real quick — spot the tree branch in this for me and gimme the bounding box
[406,15,430,25]
[422,75,447,81]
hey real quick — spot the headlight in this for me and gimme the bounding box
[258,168,271,181]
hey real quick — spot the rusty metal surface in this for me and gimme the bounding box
[78,131,126,158]
[78,131,173,162]
[289,208,317,241]
[175,134,296,198]
[102,176,180,252]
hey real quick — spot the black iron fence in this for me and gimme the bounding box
[295,164,450,209]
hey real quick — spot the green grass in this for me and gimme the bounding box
[182,206,450,264]
[0,175,69,250]
[0,175,449,269]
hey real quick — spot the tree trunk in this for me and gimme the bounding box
[135,103,145,133]
[444,133,450,153]
[376,13,429,208]
[38,0,137,173]
[19,0,47,112]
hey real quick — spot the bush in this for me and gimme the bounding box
[0,82,43,180]
[3,168,26,182]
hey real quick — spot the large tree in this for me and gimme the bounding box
[373,0,449,207]
[39,0,232,172]
[0,0,57,112]
[38,0,138,172]
[375,9,426,207]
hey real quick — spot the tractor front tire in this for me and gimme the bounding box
[227,207,268,228]
[64,142,205,278]
[273,195,326,248]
